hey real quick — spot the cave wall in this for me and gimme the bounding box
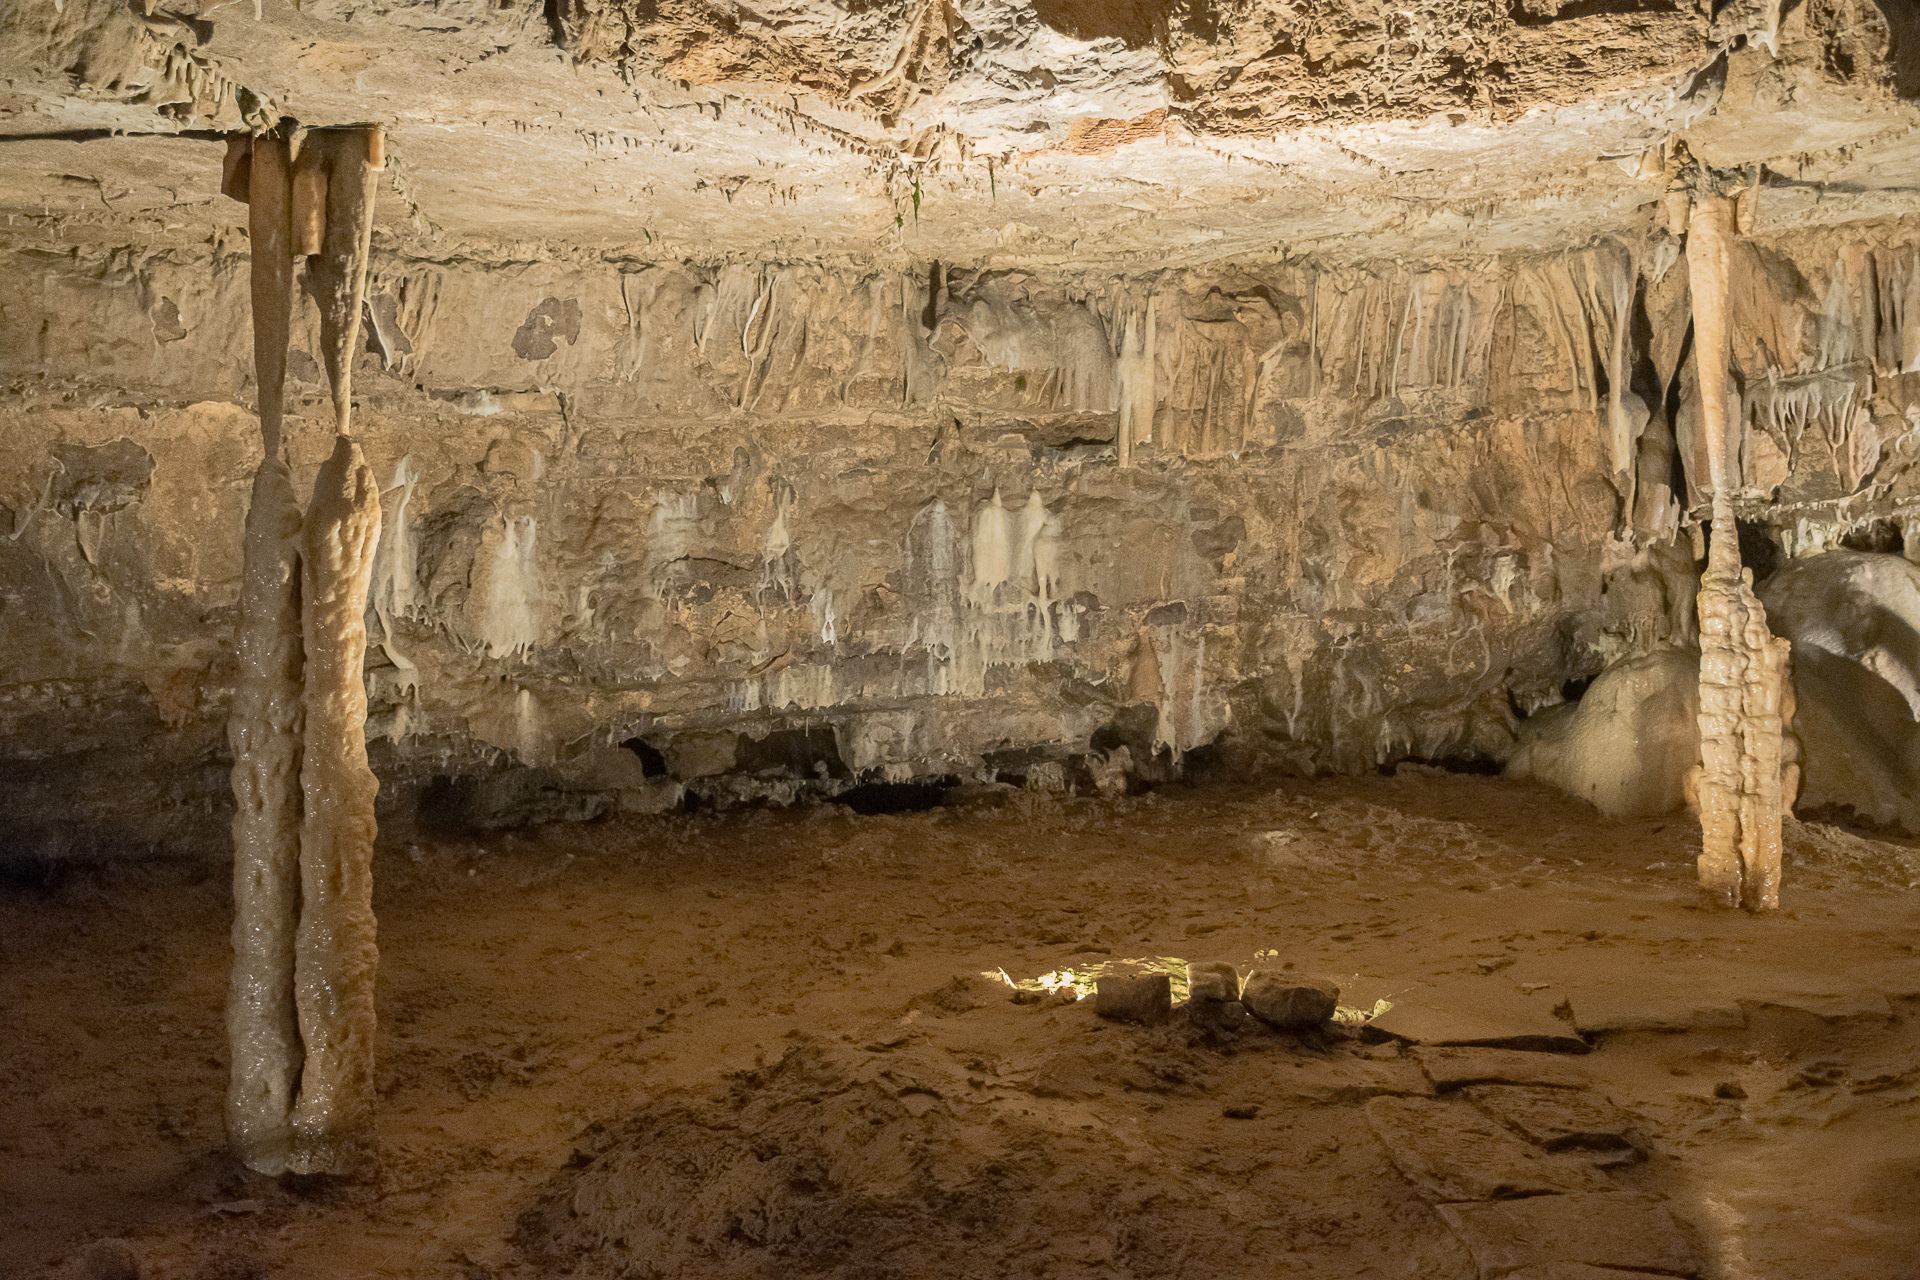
[6,215,1920,858]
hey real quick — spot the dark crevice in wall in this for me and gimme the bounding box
[621,737,669,777]
[1841,519,1905,556]
[735,725,850,780]
[836,777,959,815]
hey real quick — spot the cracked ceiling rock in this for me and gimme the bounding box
[0,0,1910,259]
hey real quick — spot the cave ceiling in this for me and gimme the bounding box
[1,0,1916,263]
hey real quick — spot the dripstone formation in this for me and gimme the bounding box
[221,121,385,1176]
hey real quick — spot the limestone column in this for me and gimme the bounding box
[286,124,387,1175]
[225,127,305,1174]
[225,122,388,1175]
[1686,194,1796,911]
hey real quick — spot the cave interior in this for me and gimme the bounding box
[2,0,1920,1276]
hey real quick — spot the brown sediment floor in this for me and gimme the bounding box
[2,771,1917,1279]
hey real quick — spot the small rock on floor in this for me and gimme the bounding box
[1095,973,1171,1024]
[1242,971,1338,1028]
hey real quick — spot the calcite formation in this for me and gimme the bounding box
[1686,192,1796,911]
[289,433,383,1175]
[221,122,385,1173]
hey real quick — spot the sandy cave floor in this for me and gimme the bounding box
[2,771,1919,1280]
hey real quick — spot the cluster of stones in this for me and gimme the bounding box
[1091,962,1340,1033]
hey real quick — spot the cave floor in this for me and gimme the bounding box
[2,771,1917,1280]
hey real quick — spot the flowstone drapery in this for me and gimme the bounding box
[222,123,385,1175]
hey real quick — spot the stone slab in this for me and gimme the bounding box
[1503,1267,1680,1280]
[1415,1047,1590,1092]
[1363,982,1586,1053]
[1436,1193,1704,1279]
[1464,1085,1641,1151]
[1275,1057,1435,1106]
[1745,988,1894,1022]
[1566,983,1747,1034]
[1365,1097,1614,1203]
[1186,961,1240,1003]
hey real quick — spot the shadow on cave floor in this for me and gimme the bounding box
[2,771,1916,1279]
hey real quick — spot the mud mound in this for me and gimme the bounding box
[518,986,1472,1279]
[521,1038,1205,1279]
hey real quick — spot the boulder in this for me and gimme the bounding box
[1186,961,1240,1003]
[1241,971,1339,1028]
[1504,647,1700,817]
[1759,549,1920,833]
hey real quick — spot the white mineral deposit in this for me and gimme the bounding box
[3,0,1919,1275]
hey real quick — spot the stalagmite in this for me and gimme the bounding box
[225,457,305,1174]
[225,126,304,1175]
[1686,194,1797,911]
[288,435,383,1174]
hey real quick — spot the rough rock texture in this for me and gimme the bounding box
[288,435,383,1174]
[8,215,1920,848]
[1,0,1914,255]
[1,0,1919,852]
[1241,971,1339,1029]
[223,456,305,1173]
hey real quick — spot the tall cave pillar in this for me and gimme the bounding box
[225,128,306,1174]
[1685,193,1797,911]
[223,123,386,1175]
[287,124,386,1175]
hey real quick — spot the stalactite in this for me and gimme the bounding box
[1687,195,1796,912]
[288,437,384,1175]
[298,127,386,436]
[249,131,295,459]
[1115,299,1154,467]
